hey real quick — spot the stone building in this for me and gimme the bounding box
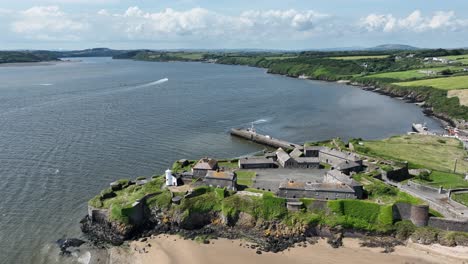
[323,170,363,199]
[276,148,297,168]
[303,146,321,157]
[335,160,362,175]
[318,147,363,168]
[294,157,320,168]
[238,157,278,169]
[192,158,218,178]
[204,170,237,191]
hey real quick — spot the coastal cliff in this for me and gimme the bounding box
[81,178,468,252]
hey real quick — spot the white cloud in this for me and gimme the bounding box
[11,6,88,40]
[360,10,468,32]
[93,7,331,41]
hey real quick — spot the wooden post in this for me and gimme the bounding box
[454,158,458,174]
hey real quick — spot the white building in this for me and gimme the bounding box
[165,169,178,186]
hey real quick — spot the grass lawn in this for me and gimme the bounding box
[356,134,468,173]
[363,66,465,81]
[452,193,468,206]
[394,75,468,90]
[235,171,256,187]
[218,160,239,169]
[328,55,389,60]
[414,171,468,189]
[440,55,468,65]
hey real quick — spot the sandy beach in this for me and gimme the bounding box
[107,235,468,264]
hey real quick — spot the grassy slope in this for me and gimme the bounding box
[394,75,468,90]
[358,134,468,173]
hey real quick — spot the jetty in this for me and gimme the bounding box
[230,126,302,150]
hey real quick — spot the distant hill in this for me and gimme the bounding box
[0,50,59,64]
[57,48,130,58]
[367,44,420,51]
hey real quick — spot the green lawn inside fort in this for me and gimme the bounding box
[413,171,468,189]
[355,134,468,173]
[452,193,468,206]
[394,75,468,90]
[235,170,256,187]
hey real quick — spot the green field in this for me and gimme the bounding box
[415,171,468,189]
[363,67,465,81]
[356,134,468,173]
[264,56,298,60]
[441,55,468,65]
[452,193,468,206]
[329,55,389,60]
[394,75,468,90]
[170,52,205,60]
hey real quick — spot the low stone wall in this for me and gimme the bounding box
[428,217,468,232]
[448,188,468,205]
[406,180,447,194]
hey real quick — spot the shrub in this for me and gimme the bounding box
[411,227,440,245]
[366,182,398,197]
[100,188,116,199]
[395,220,416,240]
[416,170,431,181]
[256,193,287,220]
[136,176,146,181]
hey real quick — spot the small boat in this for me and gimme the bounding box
[412,123,428,133]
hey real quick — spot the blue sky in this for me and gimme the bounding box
[1,0,467,50]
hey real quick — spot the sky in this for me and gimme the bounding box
[0,0,468,50]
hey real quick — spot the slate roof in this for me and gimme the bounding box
[193,158,218,170]
[239,157,277,165]
[276,148,292,164]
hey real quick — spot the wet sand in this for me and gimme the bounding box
[108,235,468,264]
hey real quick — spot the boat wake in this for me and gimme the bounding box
[252,119,268,124]
[38,83,53,86]
[135,78,169,88]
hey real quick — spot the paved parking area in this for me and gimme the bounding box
[251,168,327,192]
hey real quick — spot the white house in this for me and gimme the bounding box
[165,169,178,186]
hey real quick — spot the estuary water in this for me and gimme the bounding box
[0,57,441,263]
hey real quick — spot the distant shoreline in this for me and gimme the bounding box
[0,59,79,67]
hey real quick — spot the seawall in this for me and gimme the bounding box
[230,128,301,150]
